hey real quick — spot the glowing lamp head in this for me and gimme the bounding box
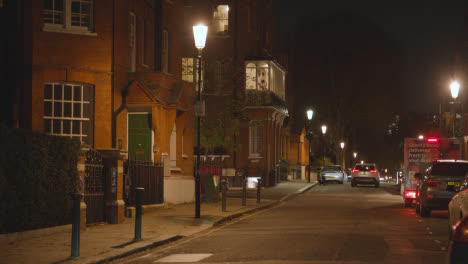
[193,24,208,49]
[321,125,327,135]
[361,160,364,164]
[450,81,460,99]
[340,142,345,149]
[418,135,424,140]
[353,152,357,158]
[307,109,313,120]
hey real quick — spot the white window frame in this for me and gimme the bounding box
[249,122,262,157]
[130,12,137,72]
[43,82,94,146]
[142,19,149,67]
[43,0,96,35]
[182,57,204,92]
[170,122,177,168]
[213,5,229,33]
[162,30,169,73]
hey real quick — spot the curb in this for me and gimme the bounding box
[280,182,318,202]
[84,182,318,263]
[88,236,184,264]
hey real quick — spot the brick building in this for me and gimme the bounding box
[181,0,290,186]
[2,0,196,226]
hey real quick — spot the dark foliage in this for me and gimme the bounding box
[0,123,80,233]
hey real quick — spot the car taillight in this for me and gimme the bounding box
[370,169,378,173]
[352,169,359,173]
[452,216,468,243]
[427,178,442,187]
[405,191,417,199]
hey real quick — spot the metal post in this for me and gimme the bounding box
[242,176,247,206]
[257,178,262,204]
[221,179,227,212]
[195,51,202,218]
[71,193,83,259]
[134,187,144,242]
[308,139,311,183]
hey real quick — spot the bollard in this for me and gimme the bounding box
[221,179,227,212]
[134,187,144,242]
[242,176,247,206]
[71,193,83,259]
[257,178,262,204]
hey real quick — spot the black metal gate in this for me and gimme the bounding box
[124,159,164,206]
[84,149,105,224]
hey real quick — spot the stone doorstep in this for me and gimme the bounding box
[124,203,170,218]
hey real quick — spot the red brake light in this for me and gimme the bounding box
[452,216,468,243]
[426,137,439,144]
[405,191,417,199]
[370,169,378,173]
[352,169,359,173]
[427,178,442,187]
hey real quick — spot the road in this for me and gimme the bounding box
[114,183,449,264]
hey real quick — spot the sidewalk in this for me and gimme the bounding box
[0,181,316,264]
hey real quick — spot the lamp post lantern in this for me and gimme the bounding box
[193,24,208,219]
[321,125,327,167]
[305,109,314,183]
[340,141,345,170]
[450,80,461,138]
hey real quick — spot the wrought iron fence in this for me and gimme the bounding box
[84,149,105,224]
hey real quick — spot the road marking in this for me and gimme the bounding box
[154,253,213,262]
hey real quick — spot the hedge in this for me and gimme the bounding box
[0,123,80,233]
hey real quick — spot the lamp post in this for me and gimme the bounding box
[340,141,345,170]
[450,80,460,138]
[193,24,208,219]
[321,125,327,167]
[306,109,314,183]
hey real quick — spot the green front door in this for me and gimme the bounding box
[128,114,152,161]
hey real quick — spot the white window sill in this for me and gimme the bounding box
[248,155,263,160]
[182,154,189,159]
[42,26,97,36]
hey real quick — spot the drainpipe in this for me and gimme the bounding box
[110,0,115,148]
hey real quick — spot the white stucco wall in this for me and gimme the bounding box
[301,165,306,180]
[164,176,195,204]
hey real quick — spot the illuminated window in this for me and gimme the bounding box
[213,5,229,33]
[182,57,203,92]
[44,0,93,33]
[43,82,94,146]
[245,60,286,99]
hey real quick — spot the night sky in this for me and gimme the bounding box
[275,0,466,113]
[274,0,466,169]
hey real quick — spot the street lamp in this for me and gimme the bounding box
[340,142,345,170]
[193,24,208,219]
[418,135,424,140]
[450,80,460,138]
[306,109,314,183]
[361,160,364,164]
[321,125,327,167]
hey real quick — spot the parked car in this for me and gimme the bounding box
[448,215,468,264]
[320,166,345,184]
[351,163,380,188]
[448,174,468,239]
[416,160,468,218]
